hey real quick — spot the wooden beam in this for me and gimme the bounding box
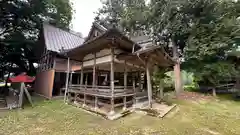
[53,57,56,69]
[47,52,50,70]
[146,60,152,108]
[114,59,145,70]
[18,82,24,108]
[110,47,115,115]
[64,57,70,103]
[123,60,127,110]
[23,84,33,106]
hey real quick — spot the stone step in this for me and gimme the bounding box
[136,96,148,103]
[136,96,148,100]
[133,101,149,109]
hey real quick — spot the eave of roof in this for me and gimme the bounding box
[65,28,142,60]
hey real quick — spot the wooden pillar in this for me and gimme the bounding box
[132,71,136,105]
[94,96,98,110]
[77,75,80,84]
[146,60,152,108]
[110,47,115,114]
[236,78,240,90]
[124,61,128,89]
[93,53,96,87]
[80,62,84,85]
[138,71,142,91]
[18,82,24,108]
[96,67,99,86]
[123,61,127,110]
[64,58,70,103]
[93,53,98,109]
[69,72,73,85]
[83,73,88,107]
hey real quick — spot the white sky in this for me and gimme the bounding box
[71,0,103,37]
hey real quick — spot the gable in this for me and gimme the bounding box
[84,22,107,42]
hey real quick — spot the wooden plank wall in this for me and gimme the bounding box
[34,69,55,99]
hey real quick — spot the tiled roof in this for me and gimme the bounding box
[43,24,84,53]
[93,22,154,47]
[130,35,153,47]
[42,22,154,53]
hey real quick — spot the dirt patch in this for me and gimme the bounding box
[177,91,213,101]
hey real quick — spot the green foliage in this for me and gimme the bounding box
[97,0,240,89]
[152,68,171,89]
[181,70,193,86]
[153,68,197,91]
[0,0,73,75]
[96,0,148,35]
[186,61,239,86]
[183,0,240,87]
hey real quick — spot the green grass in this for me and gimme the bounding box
[0,96,240,135]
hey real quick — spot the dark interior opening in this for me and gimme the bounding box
[52,72,66,96]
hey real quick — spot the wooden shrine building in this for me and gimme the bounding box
[34,22,175,115]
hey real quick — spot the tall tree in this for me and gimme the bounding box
[148,0,195,95]
[183,0,240,95]
[0,0,73,76]
[97,0,240,96]
[96,0,148,35]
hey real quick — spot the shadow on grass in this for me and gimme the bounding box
[217,93,240,101]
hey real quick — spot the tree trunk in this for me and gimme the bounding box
[236,78,240,96]
[212,87,217,97]
[236,78,240,90]
[160,87,164,100]
[172,40,182,96]
[159,80,164,100]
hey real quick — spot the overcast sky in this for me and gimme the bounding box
[71,0,102,37]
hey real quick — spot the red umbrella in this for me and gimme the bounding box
[8,73,35,83]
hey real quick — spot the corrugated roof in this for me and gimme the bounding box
[43,24,84,53]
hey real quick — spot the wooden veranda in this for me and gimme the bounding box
[62,28,175,115]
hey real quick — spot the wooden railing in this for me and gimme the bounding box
[67,84,135,97]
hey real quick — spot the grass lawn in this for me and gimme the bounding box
[0,95,240,135]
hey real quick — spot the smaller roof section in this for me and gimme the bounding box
[43,23,85,53]
[8,73,35,83]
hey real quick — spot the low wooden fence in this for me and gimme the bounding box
[67,85,135,98]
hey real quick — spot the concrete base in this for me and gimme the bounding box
[71,101,133,120]
[108,110,115,116]
[135,103,177,118]
[69,100,176,120]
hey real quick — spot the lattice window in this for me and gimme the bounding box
[37,49,54,72]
